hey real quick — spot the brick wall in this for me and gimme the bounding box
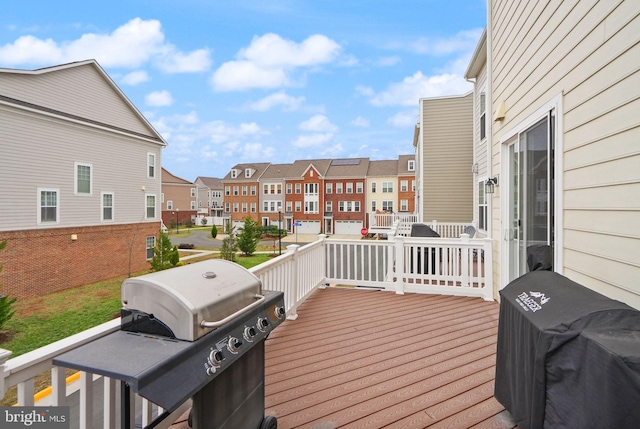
[0,223,160,300]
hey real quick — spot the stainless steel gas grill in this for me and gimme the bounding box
[54,259,285,429]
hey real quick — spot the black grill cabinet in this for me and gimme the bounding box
[495,271,640,429]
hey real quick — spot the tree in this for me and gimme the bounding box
[150,232,179,271]
[200,217,208,227]
[211,224,218,239]
[220,224,237,262]
[0,240,16,330]
[237,216,261,256]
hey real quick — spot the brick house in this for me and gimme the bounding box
[0,60,166,299]
[325,158,369,235]
[222,163,270,228]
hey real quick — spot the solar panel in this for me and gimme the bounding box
[331,159,360,166]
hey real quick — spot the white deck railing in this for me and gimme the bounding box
[0,230,493,429]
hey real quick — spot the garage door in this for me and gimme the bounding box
[335,220,363,235]
[296,220,320,234]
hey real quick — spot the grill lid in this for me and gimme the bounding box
[121,259,262,341]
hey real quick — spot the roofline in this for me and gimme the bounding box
[418,90,473,103]
[464,27,487,80]
[0,59,168,146]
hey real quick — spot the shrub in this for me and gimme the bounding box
[220,224,237,262]
[178,243,195,249]
[211,224,218,239]
[237,216,260,256]
[150,232,178,271]
[200,217,208,227]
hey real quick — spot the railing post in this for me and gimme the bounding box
[286,244,300,320]
[483,238,494,301]
[394,236,405,295]
[317,234,327,288]
[460,234,470,288]
[0,348,11,398]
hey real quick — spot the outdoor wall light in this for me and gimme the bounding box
[485,177,498,194]
[71,234,78,241]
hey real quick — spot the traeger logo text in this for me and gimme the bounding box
[516,291,550,313]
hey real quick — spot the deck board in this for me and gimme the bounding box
[170,287,517,429]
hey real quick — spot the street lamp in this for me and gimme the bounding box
[278,205,282,255]
[176,208,179,234]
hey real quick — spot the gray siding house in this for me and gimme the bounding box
[0,60,166,299]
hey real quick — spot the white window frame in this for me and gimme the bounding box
[167,200,173,210]
[101,192,114,221]
[145,194,156,219]
[146,236,156,260]
[408,160,415,171]
[38,187,59,224]
[147,153,156,178]
[400,180,408,192]
[74,162,92,196]
[382,181,393,193]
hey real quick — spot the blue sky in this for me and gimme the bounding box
[1,0,486,181]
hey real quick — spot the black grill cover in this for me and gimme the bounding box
[495,271,640,429]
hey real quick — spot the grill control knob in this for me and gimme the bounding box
[209,350,224,367]
[228,337,242,354]
[243,326,257,342]
[275,306,286,320]
[257,317,269,332]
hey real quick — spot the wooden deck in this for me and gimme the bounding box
[172,287,518,429]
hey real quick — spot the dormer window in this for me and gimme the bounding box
[231,169,238,178]
[245,169,252,178]
[408,160,415,171]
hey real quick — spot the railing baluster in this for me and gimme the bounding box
[17,380,35,406]
[104,377,116,429]
[51,366,66,406]
[79,372,93,429]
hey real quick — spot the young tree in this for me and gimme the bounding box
[0,240,16,330]
[211,224,218,239]
[237,216,261,256]
[220,224,237,262]
[150,232,179,271]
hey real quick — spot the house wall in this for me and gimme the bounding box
[0,223,159,299]
[420,93,474,223]
[0,63,154,137]
[367,176,398,213]
[491,0,640,307]
[0,106,162,231]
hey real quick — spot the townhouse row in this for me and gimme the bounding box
[161,156,416,236]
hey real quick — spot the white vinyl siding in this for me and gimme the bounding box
[492,0,640,307]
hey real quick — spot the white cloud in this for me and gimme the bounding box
[249,92,305,111]
[299,114,338,133]
[121,70,149,85]
[211,33,341,91]
[369,71,471,107]
[351,116,370,127]
[408,29,483,56]
[377,56,401,66]
[387,111,417,128]
[145,90,173,107]
[292,133,334,148]
[0,18,211,73]
[355,85,374,97]
[319,143,344,157]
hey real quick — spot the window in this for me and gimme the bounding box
[295,184,302,194]
[146,236,156,260]
[286,201,292,212]
[371,182,377,193]
[346,183,353,194]
[401,180,408,192]
[191,188,196,197]
[233,186,239,196]
[408,160,415,171]
[242,186,248,196]
[263,184,269,194]
[38,188,59,223]
[233,203,239,212]
[480,92,486,140]
[251,186,256,196]
[326,183,332,194]
[356,182,363,193]
[339,201,345,212]
[326,201,332,212]
[167,200,173,210]
[242,202,247,212]
[277,184,282,194]
[102,192,114,221]
[336,183,343,194]
[146,195,156,219]
[191,201,196,210]
[478,180,487,231]
[148,154,156,178]
[295,201,302,212]
[412,180,416,191]
[305,201,318,213]
[225,186,231,196]
[231,169,238,178]
[400,199,408,212]
[75,162,92,195]
[382,201,393,212]
[250,202,256,213]
[354,201,360,212]
[286,184,292,194]
[305,183,318,195]
[371,201,377,212]
[382,181,393,193]
[245,169,252,178]
[225,202,230,212]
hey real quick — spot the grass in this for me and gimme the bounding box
[0,252,273,405]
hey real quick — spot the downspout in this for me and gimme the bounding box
[486,0,497,296]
